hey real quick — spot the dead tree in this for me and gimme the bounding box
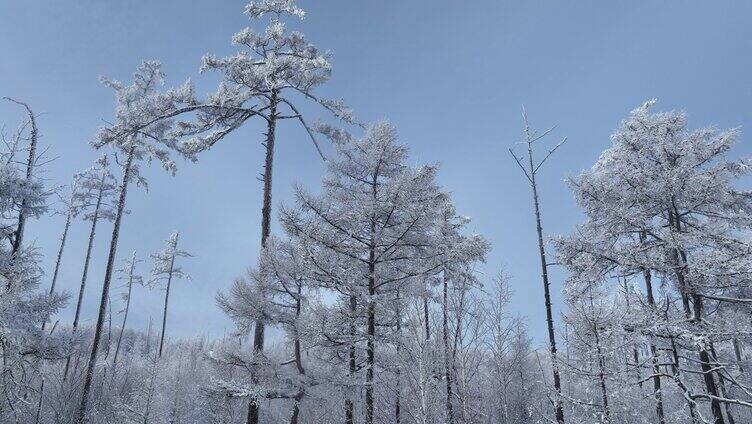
[509,107,567,424]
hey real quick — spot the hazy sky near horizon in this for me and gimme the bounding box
[1,1,751,346]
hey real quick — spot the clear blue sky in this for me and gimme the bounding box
[1,1,751,345]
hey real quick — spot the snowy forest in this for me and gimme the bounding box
[3,1,752,424]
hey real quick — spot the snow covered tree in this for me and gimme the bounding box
[419,198,489,424]
[217,236,314,423]
[113,251,145,366]
[556,100,752,423]
[63,155,118,379]
[46,181,78,299]
[275,121,486,423]
[158,3,357,418]
[0,98,67,422]
[102,2,357,417]
[482,272,532,424]
[76,60,190,424]
[149,232,192,358]
[2,97,43,258]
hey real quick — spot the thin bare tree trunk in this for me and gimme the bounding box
[113,264,135,366]
[667,308,699,423]
[40,208,72,338]
[693,294,725,424]
[588,290,611,424]
[710,344,736,424]
[424,294,431,341]
[75,146,134,424]
[64,186,103,379]
[641,250,666,424]
[49,210,72,296]
[733,339,744,372]
[346,294,357,424]
[34,379,44,424]
[442,269,456,424]
[248,90,279,424]
[594,328,611,424]
[158,233,178,358]
[638,246,666,424]
[670,210,724,424]
[526,143,564,424]
[289,284,306,424]
[509,113,567,424]
[395,290,402,424]
[365,215,376,424]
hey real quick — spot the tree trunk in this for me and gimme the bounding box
[710,344,736,424]
[395,291,402,424]
[64,186,104,379]
[588,292,611,424]
[34,379,44,424]
[733,339,744,372]
[289,285,306,424]
[693,293,725,424]
[668,318,699,422]
[75,146,134,424]
[452,282,468,423]
[143,357,157,424]
[113,264,135,366]
[442,269,456,424]
[248,90,279,424]
[41,209,72,334]
[526,142,564,424]
[670,211,724,424]
[8,98,37,259]
[158,234,178,358]
[638,250,666,424]
[289,396,302,424]
[346,294,357,424]
[362,174,379,424]
[423,295,431,341]
[49,210,72,295]
[365,228,376,424]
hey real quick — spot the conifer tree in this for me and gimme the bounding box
[76,61,190,424]
[149,232,192,358]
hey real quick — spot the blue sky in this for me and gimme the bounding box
[1,1,751,346]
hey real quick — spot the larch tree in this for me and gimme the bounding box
[482,272,530,424]
[46,179,79,298]
[63,155,118,379]
[0,99,67,422]
[76,60,191,424]
[149,232,192,358]
[556,100,752,423]
[277,121,484,424]
[160,3,356,418]
[2,97,41,258]
[217,236,313,424]
[107,1,357,417]
[113,251,145,367]
[428,199,489,424]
